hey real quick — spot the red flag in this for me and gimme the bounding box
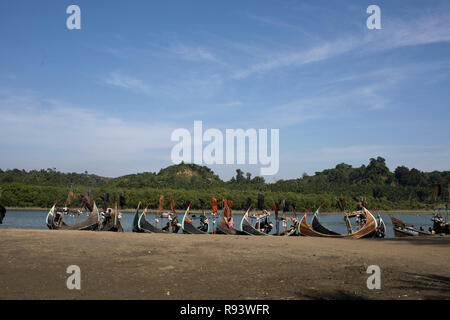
[273,203,279,217]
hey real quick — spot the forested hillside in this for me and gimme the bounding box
[0,157,448,211]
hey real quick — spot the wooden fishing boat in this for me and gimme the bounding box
[99,201,124,232]
[46,201,100,231]
[310,207,385,238]
[299,207,378,239]
[390,216,431,237]
[181,203,209,234]
[216,200,246,235]
[239,206,270,236]
[133,204,166,233]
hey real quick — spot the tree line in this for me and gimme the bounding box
[0,157,448,211]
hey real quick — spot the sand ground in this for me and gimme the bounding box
[0,228,449,300]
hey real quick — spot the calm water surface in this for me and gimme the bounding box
[0,210,438,239]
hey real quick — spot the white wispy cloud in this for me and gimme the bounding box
[167,42,222,64]
[0,92,176,176]
[103,72,152,95]
[382,10,450,48]
[231,37,358,79]
[237,81,394,129]
[233,8,450,79]
[218,101,242,107]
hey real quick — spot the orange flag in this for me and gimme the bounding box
[212,198,218,215]
[223,198,230,218]
[158,195,164,214]
[170,196,175,213]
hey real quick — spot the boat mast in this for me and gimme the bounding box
[344,212,353,234]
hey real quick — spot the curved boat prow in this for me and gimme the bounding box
[239,206,251,232]
[45,203,57,229]
[214,206,225,231]
[375,213,386,238]
[181,203,209,234]
[239,206,270,236]
[137,205,166,233]
[181,202,191,230]
[132,202,142,232]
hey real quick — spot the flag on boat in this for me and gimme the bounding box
[170,197,176,213]
[257,194,264,211]
[223,198,230,218]
[273,202,279,217]
[435,184,442,198]
[67,187,77,205]
[48,203,56,216]
[212,198,218,215]
[119,193,126,208]
[282,199,289,213]
[246,197,252,210]
[158,195,164,215]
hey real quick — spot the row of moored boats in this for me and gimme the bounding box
[46,196,396,238]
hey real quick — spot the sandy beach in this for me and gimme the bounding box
[0,228,449,300]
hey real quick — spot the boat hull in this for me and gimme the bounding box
[299,208,378,239]
[239,209,269,236]
[390,216,432,237]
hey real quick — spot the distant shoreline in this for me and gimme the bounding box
[4,207,442,215]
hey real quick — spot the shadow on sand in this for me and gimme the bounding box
[379,236,450,247]
[393,273,450,299]
[296,290,366,300]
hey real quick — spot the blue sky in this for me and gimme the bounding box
[1,0,450,181]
